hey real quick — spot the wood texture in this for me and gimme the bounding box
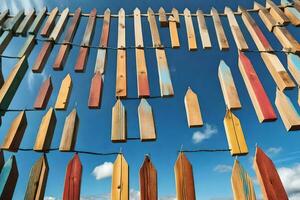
[136,48,150,97]
[49,8,69,42]
[138,99,156,141]
[134,8,144,48]
[172,8,180,25]
[3,10,24,32]
[32,41,54,73]
[18,34,36,57]
[40,7,58,37]
[0,10,9,26]
[118,8,126,49]
[184,8,197,51]
[273,26,300,53]
[116,49,127,97]
[111,99,126,142]
[16,9,35,35]
[169,16,180,48]
[238,52,277,122]
[55,74,72,110]
[59,108,79,151]
[254,2,278,31]
[28,7,47,35]
[63,154,82,200]
[24,155,49,200]
[112,154,128,200]
[282,0,300,26]
[287,53,300,85]
[266,0,289,25]
[174,152,195,200]
[231,160,256,200]
[34,108,57,151]
[148,8,162,48]
[54,44,71,70]
[254,147,288,200]
[224,110,248,156]
[218,60,242,109]
[159,7,168,27]
[0,155,18,200]
[88,72,103,108]
[184,87,203,127]
[0,31,13,54]
[140,156,157,200]
[211,8,229,50]
[34,77,53,110]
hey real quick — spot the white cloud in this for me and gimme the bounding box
[192,124,217,144]
[92,162,113,180]
[130,189,140,200]
[159,196,177,200]
[278,163,300,198]
[27,70,47,92]
[44,197,57,200]
[267,147,283,156]
[213,164,232,173]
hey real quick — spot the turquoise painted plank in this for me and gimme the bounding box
[288,53,300,85]
[28,7,47,35]
[0,155,18,199]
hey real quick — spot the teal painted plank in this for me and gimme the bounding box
[288,53,300,85]
[0,156,18,200]
[16,9,36,35]
[28,7,47,35]
[3,10,25,32]
[18,35,36,57]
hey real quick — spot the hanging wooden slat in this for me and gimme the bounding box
[172,8,180,25]
[282,0,300,26]
[134,8,144,48]
[273,26,300,53]
[136,48,150,97]
[184,8,197,51]
[184,87,203,127]
[174,152,195,200]
[155,48,174,96]
[40,7,59,37]
[266,0,289,25]
[16,9,35,35]
[138,99,156,141]
[111,99,126,142]
[169,16,180,48]
[218,60,242,109]
[287,53,300,85]
[0,10,9,26]
[17,34,35,57]
[224,7,248,51]
[0,155,18,200]
[231,160,256,200]
[158,7,168,27]
[53,8,81,71]
[49,8,69,42]
[211,8,229,50]
[32,41,54,73]
[0,31,13,54]
[118,8,126,49]
[239,6,273,52]
[148,8,162,48]
[224,110,248,156]
[34,77,53,110]
[112,154,128,200]
[55,74,72,110]
[2,111,27,152]
[3,10,24,32]
[254,2,278,31]
[254,147,288,200]
[24,155,49,200]
[238,52,277,122]
[63,154,82,200]
[275,88,300,130]
[28,7,47,35]
[34,108,56,151]
[140,155,157,200]
[88,72,103,108]
[260,52,295,90]
[59,108,79,151]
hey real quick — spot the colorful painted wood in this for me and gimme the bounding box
[138,99,156,141]
[34,108,56,151]
[184,8,197,51]
[158,7,168,27]
[0,156,18,200]
[231,160,256,200]
[260,52,295,90]
[32,41,54,73]
[148,8,162,48]
[224,7,248,51]
[28,7,47,35]
[266,0,289,25]
[0,31,13,54]
[118,8,126,49]
[281,0,300,26]
[63,154,82,200]
[174,152,195,200]
[211,8,229,50]
[18,34,36,57]
[49,8,69,42]
[218,60,242,109]
[2,111,27,152]
[140,155,157,200]
[59,108,79,151]
[34,77,53,110]
[254,147,288,200]
[172,8,180,26]
[273,26,300,53]
[3,10,24,32]
[287,53,300,85]
[40,7,59,37]
[24,155,49,200]
[16,9,35,35]
[134,8,144,48]
[112,154,128,200]
[224,110,248,156]
[55,74,72,110]
[238,52,277,122]
[254,2,278,31]
[88,72,103,108]
[184,87,203,127]
[111,99,126,142]
[169,16,180,48]
[116,49,127,98]
[136,48,150,97]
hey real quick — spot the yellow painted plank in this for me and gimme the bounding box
[111,99,126,142]
[55,74,72,110]
[111,154,128,200]
[184,87,203,127]
[184,8,197,51]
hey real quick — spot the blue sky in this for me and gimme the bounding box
[1,0,300,199]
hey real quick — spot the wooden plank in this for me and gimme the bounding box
[260,52,295,90]
[16,9,35,35]
[238,52,277,122]
[59,108,79,151]
[184,87,203,127]
[3,10,24,32]
[2,111,27,152]
[40,7,59,37]
[88,72,103,108]
[63,154,82,200]
[136,48,150,97]
[134,8,144,48]
[287,53,300,85]
[28,7,47,35]
[18,34,36,57]
[112,154,128,200]
[138,99,156,141]
[231,160,256,200]
[0,31,13,54]
[266,0,289,25]
[169,16,180,48]
[116,49,127,98]
[0,10,9,26]
[155,48,174,97]
[63,8,82,44]
[34,108,56,151]
[254,2,278,31]
[158,7,168,27]
[55,74,72,110]
[111,99,126,142]
[224,110,248,156]
[172,8,180,26]
[24,155,49,200]
[0,155,18,200]
[34,76,53,110]
[53,44,71,71]
[140,155,157,200]
[174,152,195,200]
[254,147,288,200]
[74,47,89,72]
[218,60,242,109]
[148,8,162,48]
[275,88,300,130]
[211,8,229,50]
[118,8,126,49]
[239,6,273,52]
[49,8,69,42]
[273,26,300,53]
[282,0,300,26]
[184,8,197,51]
[94,49,107,74]
[32,41,54,73]
[224,7,249,51]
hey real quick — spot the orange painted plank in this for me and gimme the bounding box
[140,156,157,200]
[34,77,53,110]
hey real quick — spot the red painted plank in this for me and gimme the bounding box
[53,44,70,71]
[99,9,111,48]
[32,41,54,73]
[34,77,53,109]
[88,72,103,108]
[140,155,157,200]
[74,47,89,72]
[40,7,58,37]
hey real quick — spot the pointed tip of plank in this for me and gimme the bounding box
[172,8,178,12]
[185,87,195,95]
[211,7,217,12]
[253,1,264,9]
[168,16,175,21]
[134,7,140,12]
[62,8,69,13]
[105,8,111,13]
[224,6,231,13]
[237,6,246,13]
[139,98,151,109]
[184,8,190,13]
[159,7,165,12]
[148,7,154,13]
[75,7,82,12]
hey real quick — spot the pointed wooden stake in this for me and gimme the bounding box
[148,8,162,48]
[55,74,72,110]
[112,154,129,200]
[273,26,300,53]
[40,7,59,37]
[254,2,278,31]
[3,10,24,32]
[282,0,300,26]
[196,10,211,49]
[18,34,36,57]
[134,8,144,48]
[169,16,180,48]
[111,100,126,142]
[88,72,103,108]
[34,77,53,110]
[136,48,150,97]
[184,87,203,127]
[32,41,54,73]
[118,8,126,49]
[211,8,229,50]
[158,7,168,27]
[140,155,157,200]
[28,7,47,35]
[172,8,180,26]
[0,156,18,199]
[49,8,69,42]
[16,9,35,35]
[116,49,127,98]
[184,8,197,51]
[266,0,289,25]
[287,53,300,85]
[138,99,156,141]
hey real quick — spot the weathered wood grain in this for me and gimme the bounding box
[159,7,168,27]
[34,76,53,110]
[40,7,58,37]
[254,2,278,31]
[18,34,36,57]
[140,155,157,200]
[184,8,197,51]
[0,155,18,200]
[3,10,24,32]
[266,0,289,25]
[0,31,13,54]
[211,8,229,50]
[28,7,47,35]
[118,8,126,49]
[116,49,127,97]
[172,8,180,26]
[88,72,103,108]
[32,41,54,73]
[16,9,35,35]
[112,154,128,200]
[111,99,126,142]
[134,8,144,48]
[169,16,180,48]
[282,0,300,26]
[273,26,300,53]
[49,8,69,42]
[55,74,72,110]
[184,87,203,127]
[136,48,150,97]
[138,99,156,141]
[148,8,162,48]
[287,53,300,85]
